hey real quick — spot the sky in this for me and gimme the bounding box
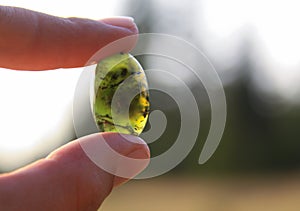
[0,0,299,171]
[201,0,300,102]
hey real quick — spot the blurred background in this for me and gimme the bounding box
[1,0,300,210]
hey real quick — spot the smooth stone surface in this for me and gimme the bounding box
[93,53,149,136]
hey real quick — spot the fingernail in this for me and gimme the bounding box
[113,136,150,187]
[101,16,135,29]
[79,133,150,179]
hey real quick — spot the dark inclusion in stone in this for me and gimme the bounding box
[93,53,150,136]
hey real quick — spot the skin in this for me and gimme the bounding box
[0,6,150,211]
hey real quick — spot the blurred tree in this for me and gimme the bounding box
[121,0,300,175]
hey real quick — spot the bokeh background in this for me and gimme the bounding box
[1,0,300,210]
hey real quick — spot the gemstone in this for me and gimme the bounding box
[93,53,150,136]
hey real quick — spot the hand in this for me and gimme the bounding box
[0,6,150,210]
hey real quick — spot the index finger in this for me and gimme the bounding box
[0,6,138,70]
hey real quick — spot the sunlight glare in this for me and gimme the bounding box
[0,0,122,171]
[202,0,300,101]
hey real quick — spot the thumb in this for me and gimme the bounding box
[0,133,150,211]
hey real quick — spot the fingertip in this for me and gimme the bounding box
[0,132,150,210]
[78,133,150,179]
[0,6,139,70]
[46,132,150,208]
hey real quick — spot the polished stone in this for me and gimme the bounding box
[93,53,149,136]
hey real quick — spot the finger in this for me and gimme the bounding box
[0,133,150,211]
[0,6,138,70]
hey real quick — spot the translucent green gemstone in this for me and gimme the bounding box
[93,53,149,136]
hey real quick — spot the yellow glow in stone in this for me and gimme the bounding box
[93,53,149,136]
